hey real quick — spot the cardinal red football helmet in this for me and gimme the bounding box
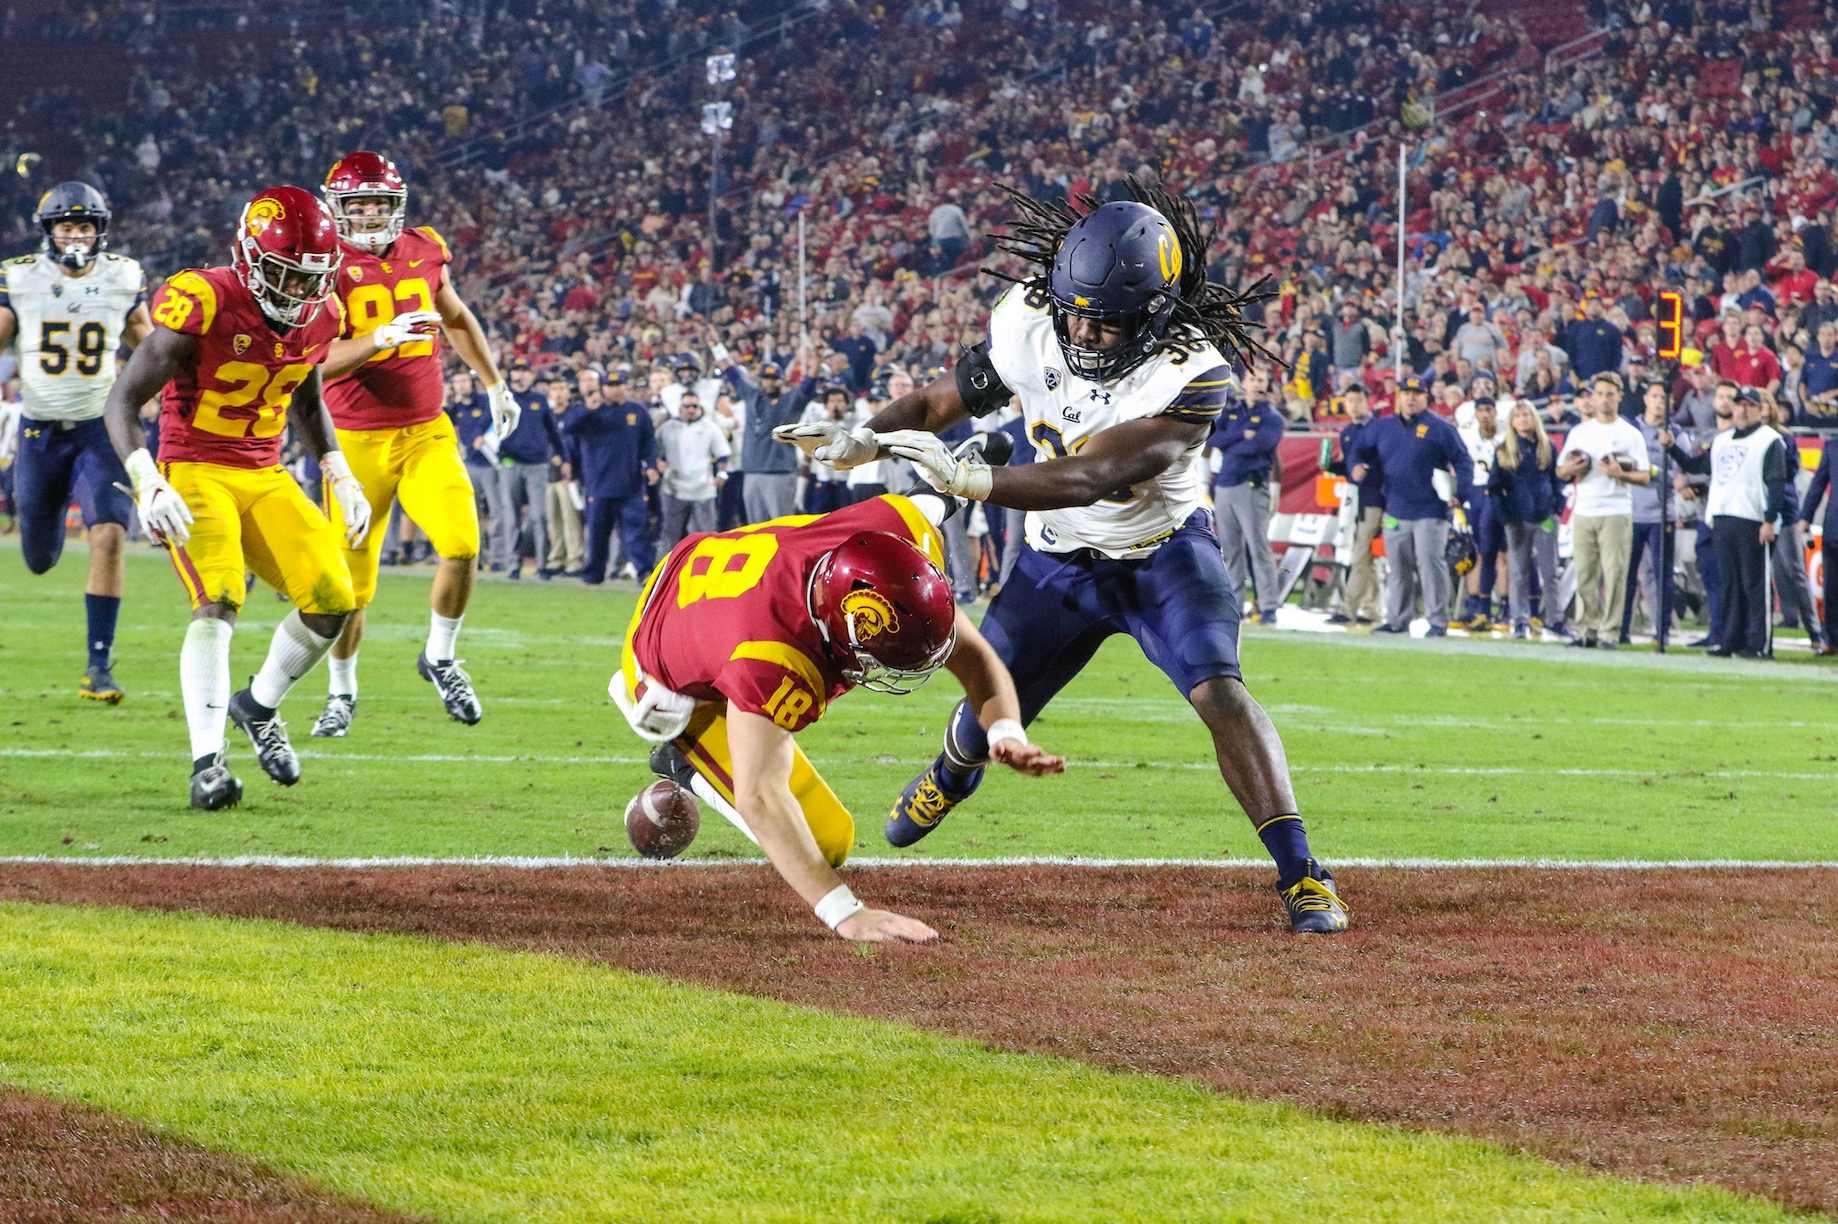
[808,531,956,694]
[231,185,342,328]
[322,150,407,252]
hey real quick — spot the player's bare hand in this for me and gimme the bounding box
[837,908,939,943]
[990,738,1065,776]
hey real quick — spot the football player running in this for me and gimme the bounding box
[309,151,515,737]
[0,182,152,702]
[782,179,1349,933]
[103,186,371,810]
[617,489,1063,942]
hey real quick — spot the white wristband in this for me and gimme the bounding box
[321,450,354,483]
[814,884,865,930]
[986,718,1027,749]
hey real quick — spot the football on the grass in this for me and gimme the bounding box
[625,779,700,859]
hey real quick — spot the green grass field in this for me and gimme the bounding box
[0,900,1800,1223]
[2,542,1834,864]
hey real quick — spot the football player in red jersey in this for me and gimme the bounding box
[308,151,516,737]
[618,489,1064,942]
[103,186,374,810]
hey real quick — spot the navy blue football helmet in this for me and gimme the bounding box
[35,181,111,271]
[674,352,701,383]
[1049,201,1184,383]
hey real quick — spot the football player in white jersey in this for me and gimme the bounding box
[780,179,1348,933]
[0,182,152,701]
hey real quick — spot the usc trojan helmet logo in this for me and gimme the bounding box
[839,589,899,643]
[245,197,286,237]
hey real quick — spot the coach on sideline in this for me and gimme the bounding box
[1662,387,1790,658]
[1352,375,1473,636]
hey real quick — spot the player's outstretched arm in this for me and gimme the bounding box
[727,706,939,944]
[435,279,503,388]
[104,326,195,461]
[863,367,971,435]
[942,609,1064,777]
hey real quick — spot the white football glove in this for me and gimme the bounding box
[123,448,194,546]
[370,309,442,353]
[486,379,522,439]
[772,420,879,470]
[878,429,993,499]
[321,451,373,547]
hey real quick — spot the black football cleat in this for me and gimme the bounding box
[228,687,301,786]
[1277,860,1349,934]
[417,652,483,725]
[311,693,357,738]
[886,759,979,848]
[648,741,698,790]
[78,663,125,704]
[189,753,244,811]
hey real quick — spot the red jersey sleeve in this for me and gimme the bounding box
[147,269,220,337]
[716,646,829,732]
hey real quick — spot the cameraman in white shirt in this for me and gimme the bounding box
[1555,372,1651,648]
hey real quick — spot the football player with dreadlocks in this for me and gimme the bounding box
[778,179,1348,933]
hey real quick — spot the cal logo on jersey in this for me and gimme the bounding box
[840,589,898,642]
[1416,424,1429,438]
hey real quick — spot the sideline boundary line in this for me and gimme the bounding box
[0,855,1832,871]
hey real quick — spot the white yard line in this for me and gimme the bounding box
[0,854,1830,870]
[4,746,1834,783]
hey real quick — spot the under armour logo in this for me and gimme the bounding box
[1088,389,1112,406]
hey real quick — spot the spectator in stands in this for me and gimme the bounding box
[1490,399,1565,641]
[1209,369,1285,625]
[722,355,810,525]
[1353,376,1472,638]
[1330,301,1369,374]
[656,389,730,551]
[1800,321,1838,422]
[1556,372,1651,650]
[1798,435,1838,656]
[1565,298,1623,381]
[1452,303,1509,375]
[927,195,972,274]
[1327,384,1383,626]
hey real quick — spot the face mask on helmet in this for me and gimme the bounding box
[241,249,339,328]
[328,189,406,252]
[1051,297,1170,384]
[45,224,101,271]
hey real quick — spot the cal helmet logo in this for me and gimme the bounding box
[245,197,286,237]
[232,334,252,356]
[1157,228,1183,284]
[840,589,899,643]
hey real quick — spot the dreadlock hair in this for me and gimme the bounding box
[983,175,1281,371]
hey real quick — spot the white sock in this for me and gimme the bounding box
[250,610,337,710]
[427,611,463,662]
[180,617,234,762]
[328,651,358,698]
[688,773,759,847]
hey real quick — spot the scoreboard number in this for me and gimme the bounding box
[1657,289,1683,360]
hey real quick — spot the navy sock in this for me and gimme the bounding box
[85,593,120,669]
[1258,814,1313,887]
[934,753,984,797]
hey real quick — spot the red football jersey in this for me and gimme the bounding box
[150,265,341,469]
[324,226,452,430]
[626,495,947,733]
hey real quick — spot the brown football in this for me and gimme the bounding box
[624,779,701,860]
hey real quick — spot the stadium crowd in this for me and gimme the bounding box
[2,0,1836,651]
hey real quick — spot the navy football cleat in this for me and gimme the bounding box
[228,688,301,786]
[1277,860,1349,934]
[78,663,124,704]
[189,753,244,811]
[418,652,483,725]
[311,693,356,738]
[885,760,980,848]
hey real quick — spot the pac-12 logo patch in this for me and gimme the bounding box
[245,197,286,236]
[1044,367,1061,391]
[840,589,899,643]
[232,334,252,356]
[348,266,364,281]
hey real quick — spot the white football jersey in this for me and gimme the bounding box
[2,252,146,421]
[985,285,1236,558]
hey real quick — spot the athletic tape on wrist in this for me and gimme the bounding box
[814,883,865,930]
[986,718,1027,748]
